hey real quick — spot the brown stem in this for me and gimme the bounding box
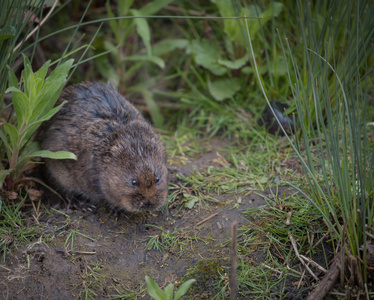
[306,252,344,300]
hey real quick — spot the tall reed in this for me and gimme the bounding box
[245,0,374,289]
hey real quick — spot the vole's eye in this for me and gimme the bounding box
[155,176,160,183]
[132,179,138,186]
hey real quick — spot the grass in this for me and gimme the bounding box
[71,262,106,300]
[0,0,373,299]
[0,195,38,262]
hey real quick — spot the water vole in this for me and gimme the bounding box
[40,82,168,212]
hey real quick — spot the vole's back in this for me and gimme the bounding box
[41,82,168,212]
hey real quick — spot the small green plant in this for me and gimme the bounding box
[71,263,106,300]
[0,56,77,190]
[95,0,178,127]
[0,194,38,262]
[145,275,195,300]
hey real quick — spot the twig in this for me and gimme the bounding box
[300,255,328,273]
[13,0,59,54]
[306,230,331,255]
[306,252,344,300]
[216,152,230,166]
[285,265,302,276]
[229,221,237,300]
[289,232,319,281]
[297,269,306,289]
[0,264,11,272]
[196,213,218,226]
[55,249,96,255]
[261,263,283,276]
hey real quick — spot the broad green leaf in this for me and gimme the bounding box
[35,60,51,82]
[118,0,135,28]
[27,150,77,160]
[174,279,196,300]
[18,122,43,149]
[218,53,249,69]
[211,0,238,43]
[244,3,283,40]
[152,39,189,56]
[19,102,65,149]
[146,276,166,300]
[122,54,165,69]
[183,193,199,209]
[187,40,227,76]
[208,78,241,101]
[271,56,288,76]
[17,140,40,162]
[5,88,29,125]
[138,88,164,128]
[7,66,18,88]
[45,59,74,84]
[139,0,174,15]
[164,284,174,299]
[261,2,283,23]
[131,10,152,56]
[104,40,117,52]
[35,101,66,124]
[0,25,16,41]
[30,82,65,121]
[22,55,35,98]
[3,123,19,150]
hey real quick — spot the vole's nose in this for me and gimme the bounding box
[140,201,154,210]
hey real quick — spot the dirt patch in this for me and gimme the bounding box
[0,139,306,299]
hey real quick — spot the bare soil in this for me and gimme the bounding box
[1,139,310,300]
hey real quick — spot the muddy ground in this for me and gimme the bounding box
[1,139,314,300]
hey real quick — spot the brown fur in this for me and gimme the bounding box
[40,82,168,212]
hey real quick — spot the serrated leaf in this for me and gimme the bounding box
[187,40,227,76]
[146,276,166,300]
[0,25,16,41]
[208,78,241,101]
[174,279,196,300]
[28,150,77,160]
[132,10,152,56]
[218,53,249,69]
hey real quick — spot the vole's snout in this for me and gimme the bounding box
[129,193,160,212]
[139,201,154,210]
